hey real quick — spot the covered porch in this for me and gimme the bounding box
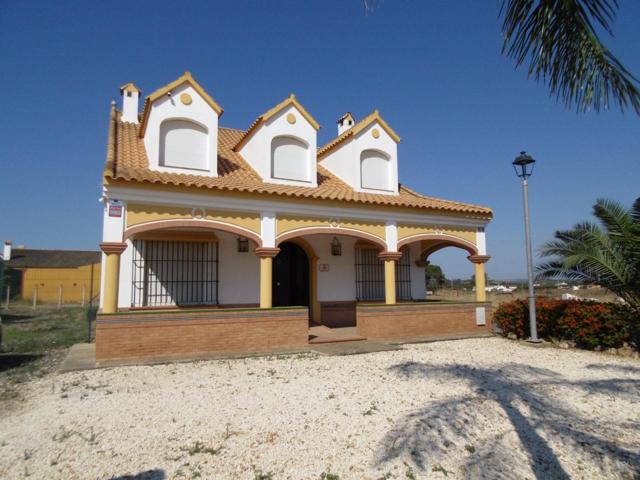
[97,216,492,362]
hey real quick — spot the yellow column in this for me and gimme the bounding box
[260,257,273,308]
[310,256,321,322]
[469,255,490,302]
[99,242,127,313]
[380,252,402,305]
[256,247,280,309]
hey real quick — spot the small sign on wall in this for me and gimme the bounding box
[319,263,330,272]
[108,200,123,218]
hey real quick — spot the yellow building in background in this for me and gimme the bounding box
[3,245,101,304]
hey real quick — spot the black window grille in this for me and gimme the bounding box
[131,239,219,307]
[396,247,412,300]
[355,246,385,301]
[355,245,412,301]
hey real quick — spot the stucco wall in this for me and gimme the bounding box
[304,235,358,302]
[319,120,398,195]
[144,83,219,177]
[239,104,318,187]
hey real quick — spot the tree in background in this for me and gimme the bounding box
[537,197,640,312]
[425,264,446,292]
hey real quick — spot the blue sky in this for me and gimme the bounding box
[0,1,638,279]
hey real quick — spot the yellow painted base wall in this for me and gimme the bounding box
[21,263,101,303]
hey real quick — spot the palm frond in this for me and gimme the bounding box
[592,197,632,237]
[500,0,640,115]
[537,197,640,309]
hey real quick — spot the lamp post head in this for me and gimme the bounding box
[513,151,536,179]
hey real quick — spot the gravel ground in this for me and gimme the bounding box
[1,337,639,480]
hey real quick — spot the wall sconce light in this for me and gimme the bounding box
[237,237,249,253]
[331,236,342,256]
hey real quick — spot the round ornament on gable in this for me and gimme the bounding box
[372,128,380,139]
[286,113,297,124]
[180,93,193,105]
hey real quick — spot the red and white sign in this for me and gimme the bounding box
[108,201,123,218]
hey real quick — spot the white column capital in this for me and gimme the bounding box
[385,221,398,252]
[476,227,487,255]
[261,212,277,248]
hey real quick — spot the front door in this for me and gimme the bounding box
[273,242,309,307]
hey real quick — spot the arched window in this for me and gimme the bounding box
[271,136,309,182]
[360,149,391,191]
[160,119,208,170]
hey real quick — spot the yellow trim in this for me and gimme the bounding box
[120,82,141,94]
[384,259,396,305]
[318,110,401,159]
[102,253,120,313]
[126,204,261,234]
[276,215,385,240]
[139,71,224,137]
[259,257,273,308]
[134,231,218,243]
[397,224,476,244]
[234,94,321,151]
[474,263,486,302]
[105,179,492,220]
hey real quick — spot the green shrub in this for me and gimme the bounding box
[494,297,636,350]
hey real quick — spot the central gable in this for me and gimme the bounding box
[235,95,320,187]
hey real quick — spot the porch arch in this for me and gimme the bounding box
[397,233,478,257]
[276,227,386,251]
[123,219,263,247]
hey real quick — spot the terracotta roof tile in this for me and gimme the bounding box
[103,109,492,217]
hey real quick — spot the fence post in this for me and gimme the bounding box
[4,285,9,309]
[57,284,62,309]
[82,284,86,306]
[33,286,38,310]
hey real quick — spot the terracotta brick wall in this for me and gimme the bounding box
[356,302,492,341]
[96,307,308,362]
[320,301,356,327]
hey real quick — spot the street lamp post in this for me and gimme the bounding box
[512,151,540,343]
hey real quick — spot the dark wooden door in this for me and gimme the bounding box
[273,242,309,307]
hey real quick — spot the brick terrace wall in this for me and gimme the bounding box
[320,301,356,328]
[96,307,308,362]
[356,302,492,341]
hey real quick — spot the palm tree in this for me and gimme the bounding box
[364,1,640,115]
[501,0,640,115]
[537,197,640,311]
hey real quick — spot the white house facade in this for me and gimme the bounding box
[97,72,493,363]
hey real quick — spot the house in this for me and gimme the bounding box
[97,72,493,363]
[2,241,101,304]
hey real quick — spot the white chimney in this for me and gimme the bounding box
[3,240,11,261]
[120,82,141,124]
[337,112,355,135]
